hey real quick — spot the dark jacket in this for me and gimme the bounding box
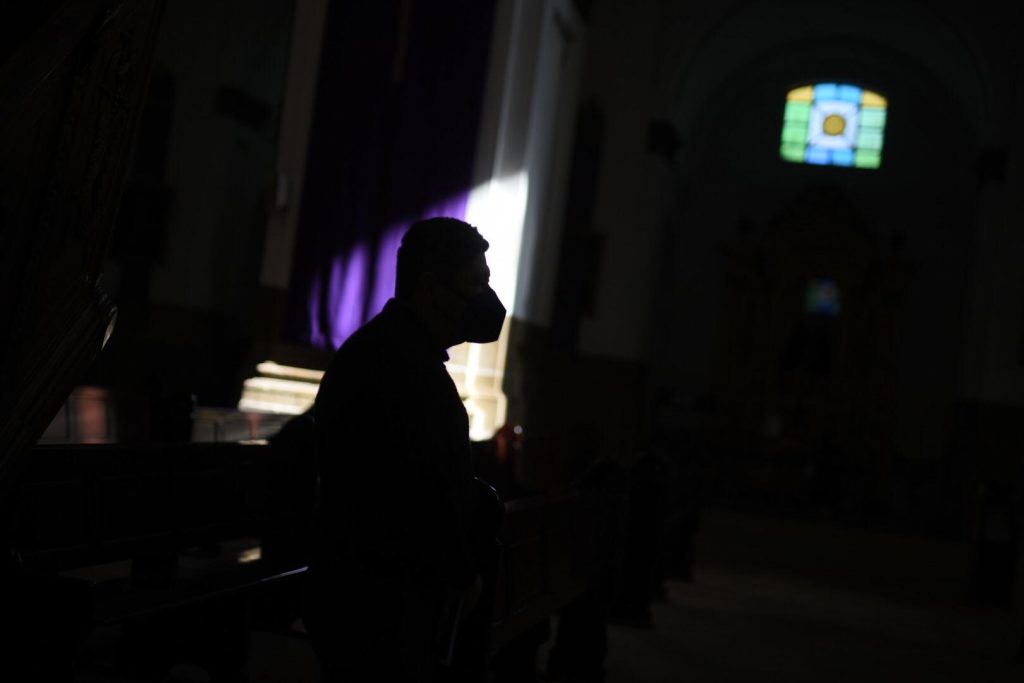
[312,298,477,590]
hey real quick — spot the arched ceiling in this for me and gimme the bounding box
[659,0,1008,176]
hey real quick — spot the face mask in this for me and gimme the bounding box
[453,286,506,343]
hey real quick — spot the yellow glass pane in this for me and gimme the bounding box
[787,86,814,102]
[862,90,888,108]
[823,114,846,136]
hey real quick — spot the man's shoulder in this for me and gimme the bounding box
[318,309,410,390]
[337,314,387,356]
[322,316,388,379]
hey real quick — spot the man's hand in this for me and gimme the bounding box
[460,574,483,621]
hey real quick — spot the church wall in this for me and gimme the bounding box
[572,0,673,363]
[258,0,330,295]
[95,0,295,417]
[966,63,1024,408]
[143,0,292,320]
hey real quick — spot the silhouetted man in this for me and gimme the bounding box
[304,217,506,682]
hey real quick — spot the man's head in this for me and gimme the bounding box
[396,217,505,347]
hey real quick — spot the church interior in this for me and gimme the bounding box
[4,0,1024,680]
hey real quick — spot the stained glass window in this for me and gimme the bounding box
[805,278,841,316]
[780,83,887,169]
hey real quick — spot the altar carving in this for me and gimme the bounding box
[712,187,913,519]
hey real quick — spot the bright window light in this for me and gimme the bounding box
[780,83,887,169]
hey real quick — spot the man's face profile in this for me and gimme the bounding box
[431,252,489,326]
[400,218,504,347]
[451,253,491,299]
[425,252,504,346]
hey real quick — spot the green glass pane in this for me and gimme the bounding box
[857,130,884,151]
[860,107,887,128]
[780,143,806,163]
[782,123,809,144]
[855,150,881,169]
[785,101,812,123]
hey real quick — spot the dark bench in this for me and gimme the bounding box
[4,441,626,680]
[4,442,302,679]
[491,491,626,652]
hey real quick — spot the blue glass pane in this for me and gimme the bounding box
[838,85,862,103]
[814,83,839,101]
[831,149,855,166]
[806,147,830,165]
[806,278,841,316]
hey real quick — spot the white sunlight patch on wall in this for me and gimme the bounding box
[465,170,529,316]
[450,170,529,440]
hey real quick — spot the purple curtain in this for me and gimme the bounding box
[285,0,496,350]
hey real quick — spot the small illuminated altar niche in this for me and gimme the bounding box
[780,83,888,169]
[238,361,322,415]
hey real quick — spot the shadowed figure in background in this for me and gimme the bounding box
[303,218,506,682]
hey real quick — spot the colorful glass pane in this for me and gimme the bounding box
[780,82,887,170]
[806,278,841,316]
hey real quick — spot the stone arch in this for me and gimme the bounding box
[666,0,998,154]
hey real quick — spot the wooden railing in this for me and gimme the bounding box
[491,491,626,652]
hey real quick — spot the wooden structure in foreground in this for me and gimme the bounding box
[7,442,625,679]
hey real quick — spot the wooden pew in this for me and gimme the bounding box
[13,443,275,575]
[6,441,625,680]
[4,442,303,679]
[491,491,626,653]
